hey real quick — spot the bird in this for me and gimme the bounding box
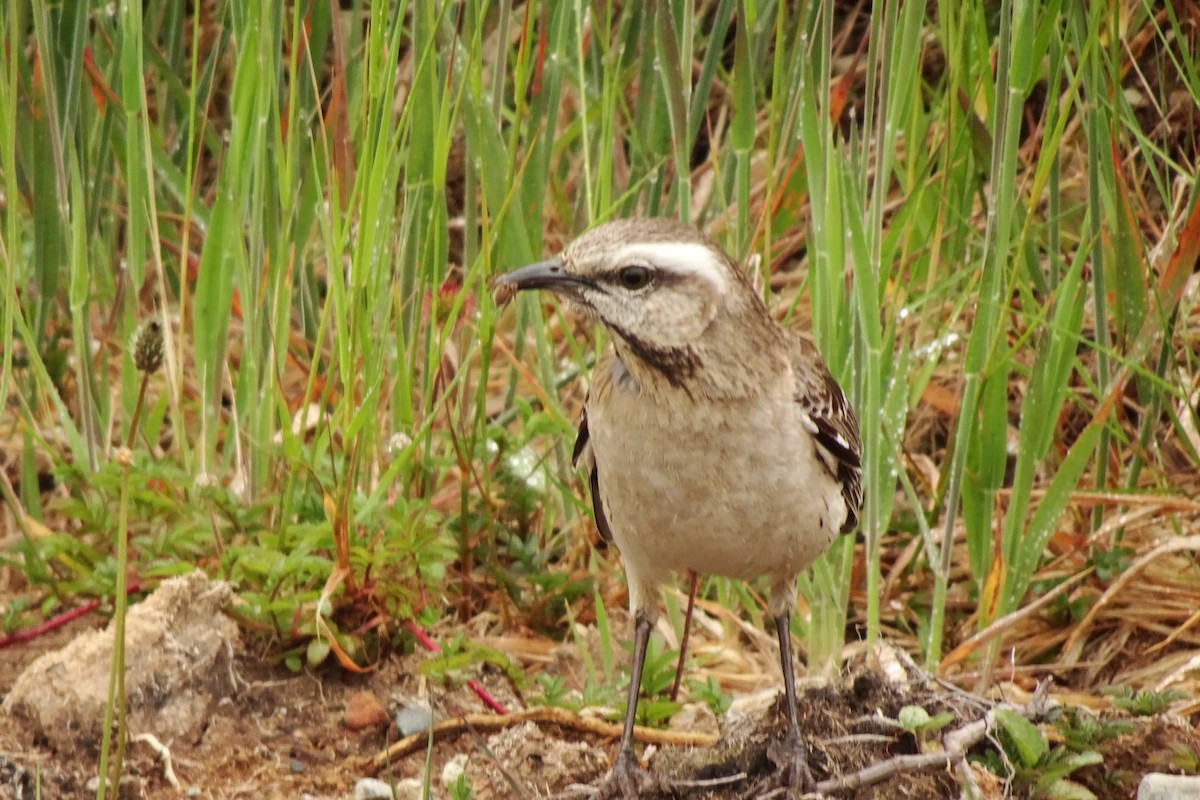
[493,217,862,798]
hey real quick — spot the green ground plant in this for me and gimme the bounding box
[980,708,1104,800]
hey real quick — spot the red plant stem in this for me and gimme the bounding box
[0,582,142,650]
[403,619,508,715]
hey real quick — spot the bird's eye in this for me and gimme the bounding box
[617,265,652,290]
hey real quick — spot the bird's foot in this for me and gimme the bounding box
[597,748,656,799]
[768,730,817,798]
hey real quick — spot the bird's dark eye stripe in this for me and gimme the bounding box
[613,265,653,290]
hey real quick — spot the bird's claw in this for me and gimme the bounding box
[769,731,817,798]
[597,748,656,799]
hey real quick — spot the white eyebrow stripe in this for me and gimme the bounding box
[610,242,730,292]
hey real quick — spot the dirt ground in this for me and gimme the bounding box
[0,576,1198,800]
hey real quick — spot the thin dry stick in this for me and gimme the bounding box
[133,733,182,792]
[808,696,1049,796]
[1061,534,1200,663]
[995,488,1200,512]
[1146,605,1200,654]
[366,706,719,773]
[939,569,1092,674]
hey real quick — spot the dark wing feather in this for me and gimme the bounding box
[793,340,863,534]
[572,407,590,467]
[589,462,612,542]
[573,406,613,542]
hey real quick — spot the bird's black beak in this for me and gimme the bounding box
[491,258,591,304]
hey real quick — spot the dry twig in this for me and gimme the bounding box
[1061,534,1200,663]
[810,690,1050,796]
[132,733,182,792]
[365,706,719,773]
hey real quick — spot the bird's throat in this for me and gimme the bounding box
[608,326,701,392]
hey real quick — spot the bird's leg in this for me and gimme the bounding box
[601,611,657,799]
[669,570,699,702]
[774,610,815,795]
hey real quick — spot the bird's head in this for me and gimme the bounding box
[494,218,765,354]
[495,218,787,397]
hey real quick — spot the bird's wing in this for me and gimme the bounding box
[573,397,613,543]
[791,337,863,534]
[571,405,592,469]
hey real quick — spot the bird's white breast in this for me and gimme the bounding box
[587,371,847,589]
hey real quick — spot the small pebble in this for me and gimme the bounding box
[344,690,389,730]
[1139,774,1200,800]
[395,705,435,737]
[289,758,304,774]
[354,778,394,800]
[85,776,137,792]
[355,777,424,800]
